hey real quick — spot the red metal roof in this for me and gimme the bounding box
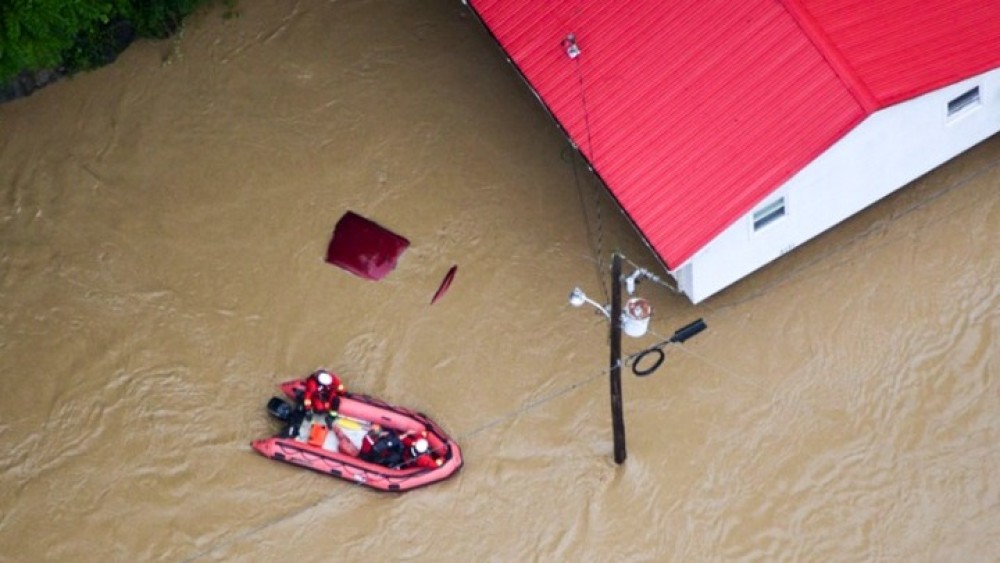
[466,0,1000,268]
[801,0,1000,107]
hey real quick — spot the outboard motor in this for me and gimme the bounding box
[267,397,293,421]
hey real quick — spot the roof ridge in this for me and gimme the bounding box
[778,0,879,113]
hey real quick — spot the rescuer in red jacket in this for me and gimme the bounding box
[302,370,345,428]
[401,430,443,469]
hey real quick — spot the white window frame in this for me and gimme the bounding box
[947,86,981,122]
[751,196,786,233]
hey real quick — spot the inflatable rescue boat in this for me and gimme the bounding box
[252,378,463,492]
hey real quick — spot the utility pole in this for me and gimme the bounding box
[570,252,706,465]
[609,252,627,464]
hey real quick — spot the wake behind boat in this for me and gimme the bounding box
[252,378,463,492]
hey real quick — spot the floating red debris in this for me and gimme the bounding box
[430,265,458,304]
[325,211,410,281]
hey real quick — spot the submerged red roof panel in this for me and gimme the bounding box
[326,212,410,281]
[467,0,999,268]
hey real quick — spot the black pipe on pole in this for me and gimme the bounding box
[609,253,627,464]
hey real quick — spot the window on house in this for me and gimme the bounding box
[948,86,981,117]
[753,197,786,231]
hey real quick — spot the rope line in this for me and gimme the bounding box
[571,54,609,302]
[568,147,609,301]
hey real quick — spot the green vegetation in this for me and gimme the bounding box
[0,0,214,83]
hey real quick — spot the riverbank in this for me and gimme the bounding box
[0,0,226,103]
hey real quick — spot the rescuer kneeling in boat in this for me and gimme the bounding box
[401,430,443,469]
[360,424,405,467]
[302,370,345,429]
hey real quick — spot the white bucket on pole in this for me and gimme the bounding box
[621,297,652,338]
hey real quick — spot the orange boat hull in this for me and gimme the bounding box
[253,379,463,492]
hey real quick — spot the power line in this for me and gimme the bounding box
[565,35,609,303]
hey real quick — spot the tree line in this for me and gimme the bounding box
[0,0,210,83]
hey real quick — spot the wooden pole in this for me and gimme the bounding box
[609,252,627,464]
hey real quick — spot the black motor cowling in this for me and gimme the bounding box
[267,396,293,422]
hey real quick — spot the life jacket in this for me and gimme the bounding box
[315,385,333,402]
[304,378,337,411]
[371,434,403,466]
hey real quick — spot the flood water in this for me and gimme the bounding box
[1,2,997,561]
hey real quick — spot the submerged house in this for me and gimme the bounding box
[464,0,1000,303]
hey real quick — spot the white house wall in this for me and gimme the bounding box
[674,67,1000,304]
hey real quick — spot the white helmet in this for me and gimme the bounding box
[317,371,333,386]
[414,439,429,454]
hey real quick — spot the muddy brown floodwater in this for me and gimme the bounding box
[1,2,997,561]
